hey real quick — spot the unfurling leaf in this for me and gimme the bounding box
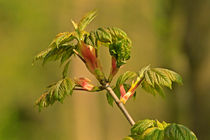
[78,9,97,31]
[116,71,137,87]
[93,27,132,67]
[95,27,112,43]
[34,32,76,65]
[125,119,197,140]
[35,78,75,111]
[75,77,94,91]
[140,66,182,97]
[106,84,130,106]
[106,71,137,105]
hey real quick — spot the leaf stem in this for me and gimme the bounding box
[105,84,135,126]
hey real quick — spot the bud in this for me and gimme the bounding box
[120,84,126,97]
[120,77,142,104]
[80,42,98,74]
[75,77,94,91]
[108,57,119,81]
[79,42,106,83]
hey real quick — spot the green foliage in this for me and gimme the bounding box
[124,119,197,140]
[34,32,76,65]
[141,66,183,97]
[78,9,97,31]
[106,66,182,105]
[108,27,132,67]
[83,27,132,67]
[116,71,137,87]
[34,10,197,140]
[35,78,75,111]
[165,123,198,140]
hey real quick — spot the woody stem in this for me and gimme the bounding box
[105,84,135,126]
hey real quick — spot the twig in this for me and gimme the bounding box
[105,84,135,126]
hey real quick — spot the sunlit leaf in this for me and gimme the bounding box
[125,119,197,140]
[78,9,97,31]
[139,67,182,97]
[95,27,112,43]
[105,71,137,106]
[165,123,197,140]
[131,119,155,135]
[109,38,132,67]
[116,71,137,87]
[35,78,75,111]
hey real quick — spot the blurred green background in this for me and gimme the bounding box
[0,0,210,139]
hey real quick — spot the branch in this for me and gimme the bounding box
[105,84,135,126]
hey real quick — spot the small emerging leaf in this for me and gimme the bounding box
[106,92,114,106]
[35,78,75,111]
[116,71,137,87]
[78,9,97,31]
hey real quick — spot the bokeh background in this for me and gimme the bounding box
[0,0,210,139]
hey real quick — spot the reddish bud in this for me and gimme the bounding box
[120,77,142,104]
[108,57,119,81]
[75,77,94,91]
[120,84,126,97]
[79,42,106,83]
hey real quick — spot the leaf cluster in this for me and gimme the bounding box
[83,27,132,67]
[123,119,197,140]
[106,65,182,106]
[141,66,183,97]
[35,78,75,111]
[34,10,134,110]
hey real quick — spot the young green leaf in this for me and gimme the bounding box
[106,91,114,106]
[35,78,75,111]
[140,67,182,97]
[105,71,137,106]
[131,119,156,135]
[95,27,112,43]
[109,38,132,67]
[164,123,197,140]
[34,32,76,65]
[50,32,76,48]
[125,119,197,140]
[78,10,97,31]
[141,81,165,97]
[93,27,132,67]
[116,71,137,87]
